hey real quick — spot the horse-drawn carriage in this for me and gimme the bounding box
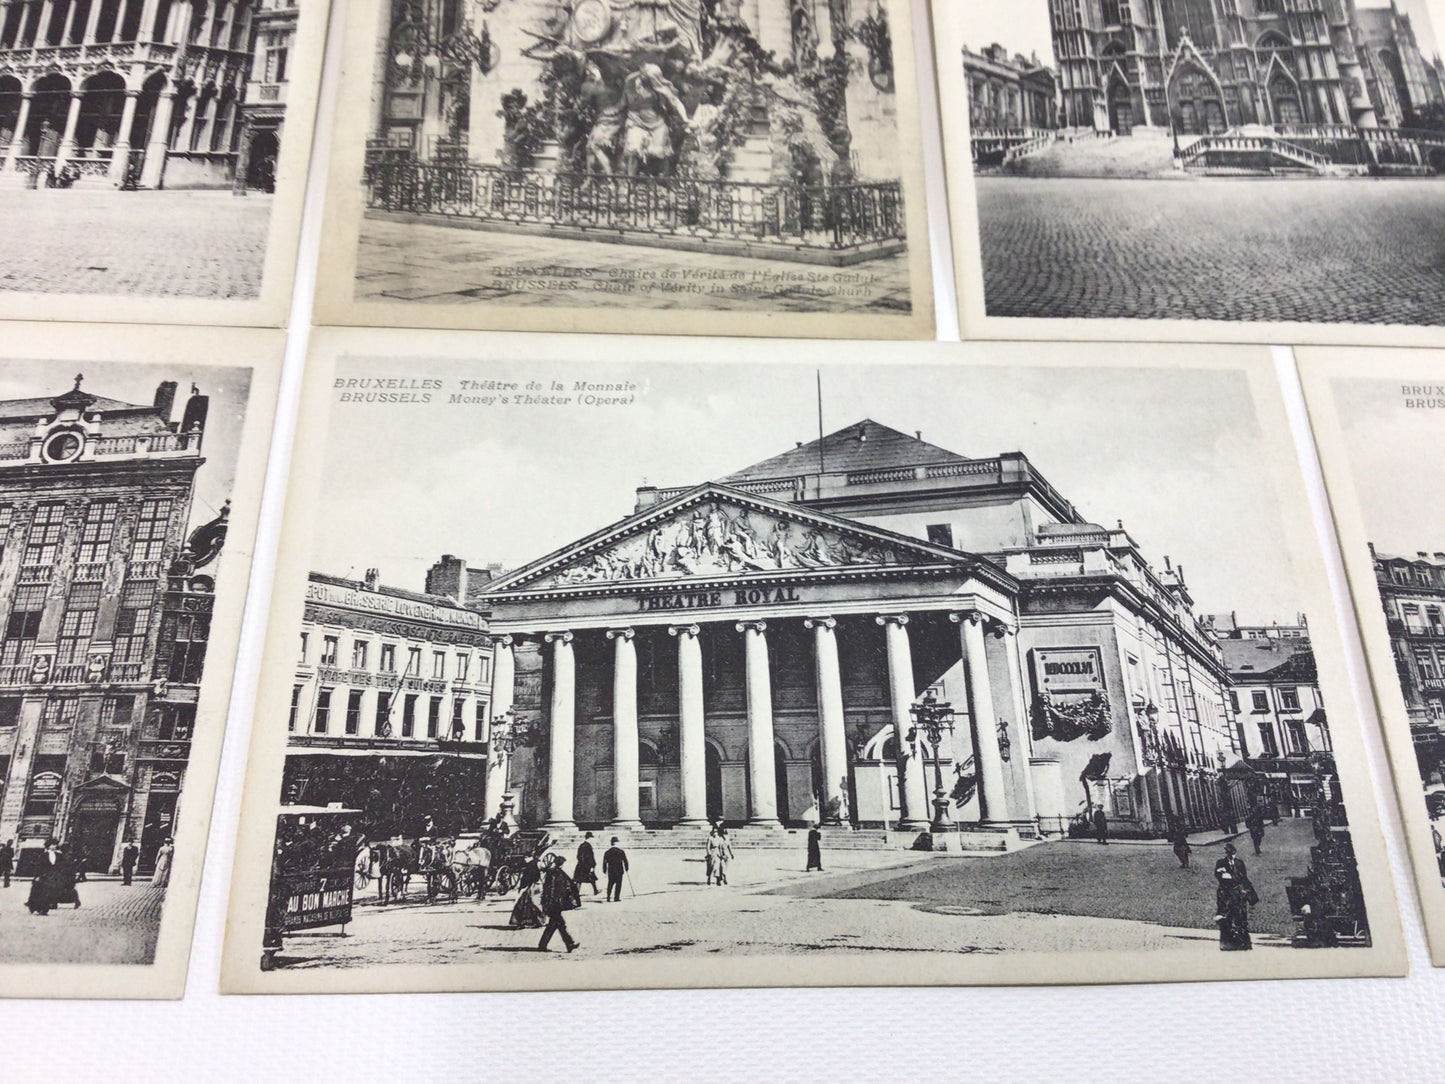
[365,828,551,905]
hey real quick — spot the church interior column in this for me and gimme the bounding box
[954,611,1010,827]
[483,634,514,818]
[669,623,708,827]
[606,627,642,829]
[543,631,576,830]
[805,616,847,825]
[737,620,780,827]
[876,614,928,831]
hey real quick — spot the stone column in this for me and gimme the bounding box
[543,631,575,830]
[804,616,847,825]
[953,611,1010,827]
[998,622,1038,824]
[484,634,514,818]
[60,0,80,43]
[3,93,33,169]
[737,620,780,827]
[137,0,160,42]
[138,86,174,187]
[106,88,139,183]
[606,627,641,829]
[877,614,928,830]
[37,0,55,45]
[54,89,82,167]
[82,0,103,43]
[670,623,708,827]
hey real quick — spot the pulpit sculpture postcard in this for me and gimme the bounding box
[1300,348,1445,966]
[311,0,935,339]
[931,0,1445,347]
[0,322,280,998]
[0,0,331,328]
[220,330,1404,994]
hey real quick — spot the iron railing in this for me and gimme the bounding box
[365,160,906,251]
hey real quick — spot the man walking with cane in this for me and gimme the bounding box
[603,836,629,902]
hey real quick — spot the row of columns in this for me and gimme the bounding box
[0,0,243,51]
[493,609,1021,833]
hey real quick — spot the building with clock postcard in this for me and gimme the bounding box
[1299,347,1445,967]
[311,0,935,339]
[0,322,280,998]
[933,0,1445,347]
[221,330,1403,994]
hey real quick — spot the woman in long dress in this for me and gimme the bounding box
[508,856,544,928]
[151,838,175,888]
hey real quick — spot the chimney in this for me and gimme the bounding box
[425,555,468,602]
[363,568,380,591]
[914,430,922,441]
[154,381,177,422]
[181,385,209,437]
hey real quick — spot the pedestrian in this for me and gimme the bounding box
[704,824,721,885]
[28,840,79,915]
[1169,820,1191,869]
[806,824,823,872]
[1246,806,1266,856]
[151,838,175,888]
[1092,807,1108,845]
[120,840,139,886]
[602,836,629,902]
[1214,842,1256,951]
[575,832,599,895]
[509,855,544,928]
[714,826,734,885]
[538,854,580,953]
[0,838,13,888]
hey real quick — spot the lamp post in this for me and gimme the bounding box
[909,691,956,831]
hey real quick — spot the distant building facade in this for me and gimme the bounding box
[232,0,298,192]
[963,43,1058,130]
[0,375,222,876]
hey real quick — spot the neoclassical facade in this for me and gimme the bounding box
[480,421,1244,839]
[0,0,291,188]
[963,43,1058,132]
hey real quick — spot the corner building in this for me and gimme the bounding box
[480,422,1240,840]
[0,376,221,876]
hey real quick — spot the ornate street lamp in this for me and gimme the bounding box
[909,690,956,831]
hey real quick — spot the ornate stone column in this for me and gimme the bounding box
[606,627,642,829]
[737,620,780,827]
[138,87,175,187]
[483,634,514,818]
[804,616,847,825]
[54,89,83,167]
[543,631,576,830]
[953,611,1010,827]
[998,621,1038,823]
[3,93,34,169]
[82,0,104,44]
[877,614,928,831]
[107,89,139,184]
[137,0,161,42]
[669,623,708,827]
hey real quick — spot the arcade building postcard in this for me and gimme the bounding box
[0,323,280,998]
[221,331,1403,994]
[312,0,936,340]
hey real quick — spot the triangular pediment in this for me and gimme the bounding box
[483,484,978,594]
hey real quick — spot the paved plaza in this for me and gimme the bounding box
[978,177,1445,326]
[0,877,163,965]
[0,189,271,299]
[356,214,914,316]
[269,824,1317,971]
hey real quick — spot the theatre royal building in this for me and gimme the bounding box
[479,422,1242,844]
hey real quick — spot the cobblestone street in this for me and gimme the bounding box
[978,177,1445,325]
[263,829,1313,972]
[0,877,164,965]
[355,214,913,315]
[0,190,271,299]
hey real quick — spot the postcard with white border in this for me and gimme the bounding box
[311,0,935,339]
[222,330,1403,994]
[0,322,280,998]
[1300,347,1445,966]
[932,0,1445,347]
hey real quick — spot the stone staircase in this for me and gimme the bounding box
[544,823,1020,853]
[1002,129,1180,179]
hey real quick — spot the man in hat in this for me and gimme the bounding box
[0,838,13,888]
[575,831,599,895]
[538,853,580,953]
[120,839,139,886]
[603,836,629,902]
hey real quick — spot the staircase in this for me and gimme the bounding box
[1180,134,1333,176]
[1002,129,1179,178]
[545,825,902,852]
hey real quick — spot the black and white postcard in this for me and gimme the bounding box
[933,0,1445,346]
[0,322,279,997]
[313,0,935,339]
[221,330,1403,994]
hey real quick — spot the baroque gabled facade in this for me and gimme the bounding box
[0,376,222,877]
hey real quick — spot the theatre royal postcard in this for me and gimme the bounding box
[1300,348,1445,966]
[0,0,330,327]
[0,322,280,998]
[310,0,936,340]
[932,0,1445,347]
[221,330,1404,994]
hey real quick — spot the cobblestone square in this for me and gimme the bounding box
[0,190,272,300]
[0,877,164,966]
[977,177,1445,326]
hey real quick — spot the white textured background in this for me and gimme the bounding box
[8,4,1445,1078]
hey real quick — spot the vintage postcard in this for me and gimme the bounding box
[1299,348,1445,965]
[221,329,1403,994]
[0,322,280,998]
[0,0,331,327]
[932,0,1445,347]
[310,0,935,339]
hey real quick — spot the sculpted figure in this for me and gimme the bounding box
[580,59,627,175]
[622,63,689,177]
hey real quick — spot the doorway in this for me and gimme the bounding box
[705,742,723,823]
[138,791,177,874]
[70,806,121,874]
